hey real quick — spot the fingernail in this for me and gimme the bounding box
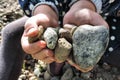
[27,28,39,37]
[38,40,47,48]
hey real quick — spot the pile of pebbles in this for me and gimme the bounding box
[18,55,120,80]
[0,0,23,28]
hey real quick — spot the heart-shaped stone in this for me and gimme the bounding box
[72,25,109,72]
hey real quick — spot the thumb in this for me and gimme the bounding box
[24,22,40,37]
[26,27,39,37]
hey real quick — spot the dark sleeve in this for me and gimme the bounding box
[101,0,120,17]
[18,0,58,17]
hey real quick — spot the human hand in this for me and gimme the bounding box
[63,0,109,27]
[21,5,59,64]
[63,0,109,71]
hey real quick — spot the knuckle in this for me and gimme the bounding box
[21,42,35,54]
[22,45,32,54]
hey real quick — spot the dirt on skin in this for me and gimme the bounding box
[0,0,120,80]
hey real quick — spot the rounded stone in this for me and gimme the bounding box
[55,38,72,63]
[72,25,109,72]
[43,27,58,49]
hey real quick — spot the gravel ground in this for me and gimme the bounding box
[0,0,120,80]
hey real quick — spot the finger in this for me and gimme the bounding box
[89,11,109,28]
[24,17,40,37]
[24,24,39,37]
[66,58,76,67]
[42,57,55,64]
[21,35,46,54]
[67,58,92,72]
[31,49,54,60]
[35,14,59,28]
[66,58,81,70]
[25,27,39,37]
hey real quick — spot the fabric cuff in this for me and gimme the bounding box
[91,0,102,13]
[68,0,78,7]
[32,2,58,16]
[69,0,102,13]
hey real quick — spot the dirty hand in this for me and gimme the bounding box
[21,5,58,64]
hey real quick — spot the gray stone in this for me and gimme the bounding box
[51,76,60,80]
[44,71,52,80]
[81,72,91,79]
[61,68,73,80]
[62,62,71,73]
[72,25,109,72]
[55,38,72,63]
[72,76,83,80]
[43,27,58,49]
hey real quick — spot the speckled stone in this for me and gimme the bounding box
[55,38,72,63]
[43,27,58,49]
[72,25,109,72]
